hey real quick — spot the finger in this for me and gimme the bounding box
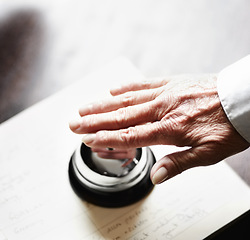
[92,148,137,160]
[74,101,157,134]
[110,79,169,96]
[122,158,134,167]
[82,122,162,149]
[79,88,160,116]
[91,147,127,153]
[97,152,134,160]
[150,144,223,185]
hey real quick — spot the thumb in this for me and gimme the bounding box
[150,145,220,185]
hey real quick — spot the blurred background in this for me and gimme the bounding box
[0,0,250,123]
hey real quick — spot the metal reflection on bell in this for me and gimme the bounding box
[68,143,156,207]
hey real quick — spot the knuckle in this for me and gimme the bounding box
[152,96,171,120]
[121,94,134,107]
[141,81,151,89]
[156,116,188,146]
[119,127,138,148]
[160,78,169,85]
[115,108,128,126]
[159,118,177,136]
[96,131,109,144]
[82,115,96,130]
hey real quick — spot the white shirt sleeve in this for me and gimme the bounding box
[217,55,250,143]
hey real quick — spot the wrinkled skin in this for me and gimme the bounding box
[69,74,249,184]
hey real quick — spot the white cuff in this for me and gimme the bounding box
[217,55,250,143]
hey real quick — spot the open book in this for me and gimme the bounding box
[0,58,250,240]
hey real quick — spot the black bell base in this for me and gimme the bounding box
[68,150,156,208]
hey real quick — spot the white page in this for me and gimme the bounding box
[0,57,250,240]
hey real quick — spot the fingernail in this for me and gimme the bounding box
[82,134,96,145]
[110,86,121,95]
[69,120,81,130]
[79,104,92,116]
[152,167,168,185]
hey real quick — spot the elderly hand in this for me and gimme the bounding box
[69,75,249,184]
